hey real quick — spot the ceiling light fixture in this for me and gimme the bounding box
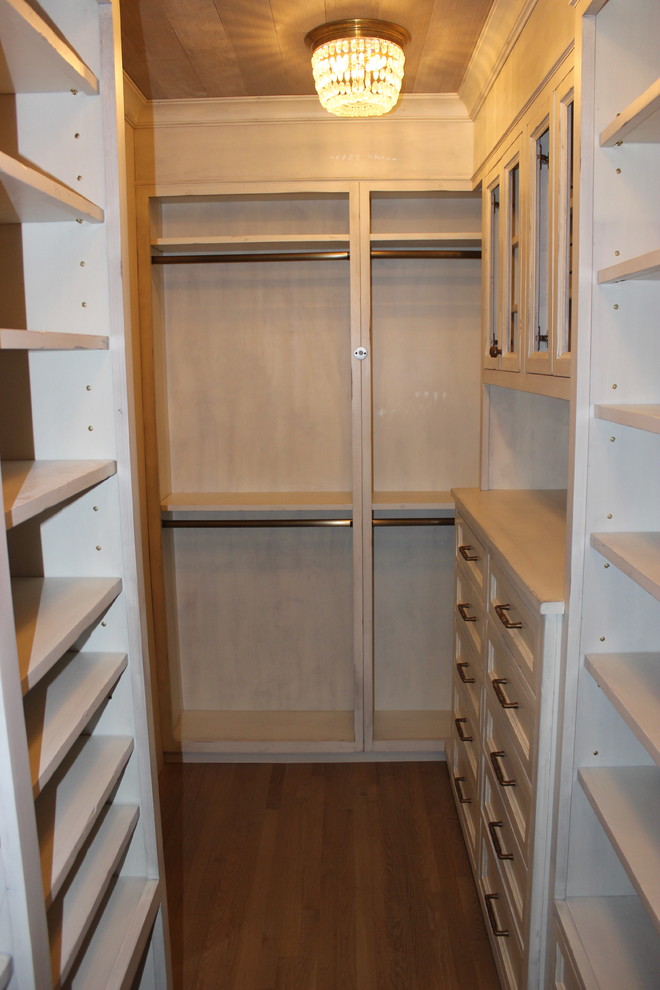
[304,18,410,118]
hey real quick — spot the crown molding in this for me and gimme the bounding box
[122,90,471,129]
[459,0,539,120]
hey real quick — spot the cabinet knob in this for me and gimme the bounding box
[457,602,477,623]
[488,820,514,861]
[494,603,522,629]
[453,775,471,805]
[484,894,509,937]
[458,544,479,561]
[491,677,519,709]
[489,342,502,357]
[456,661,476,684]
[490,750,516,787]
[454,716,473,743]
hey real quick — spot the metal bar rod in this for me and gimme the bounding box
[152,251,350,265]
[162,519,352,528]
[372,517,455,526]
[371,249,481,260]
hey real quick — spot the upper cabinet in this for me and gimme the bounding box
[482,62,575,398]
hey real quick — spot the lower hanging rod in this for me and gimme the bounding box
[373,517,455,526]
[162,519,352,528]
[152,251,349,265]
[371,249,481,260]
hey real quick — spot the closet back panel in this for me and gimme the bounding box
[156,260,352,494]
[164,526,354,712]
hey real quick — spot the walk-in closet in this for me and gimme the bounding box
[1,0,658,988]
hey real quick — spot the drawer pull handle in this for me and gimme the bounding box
[459,544,480,561]
[492,677,519,709]
[457,602,477,623]
[453,775,471,804]
[488,820,514,861]
[490,750,516,787]
[454,717,473,742]
[495,603,522,630]
[456,661,476,684]
[485,893,509,937]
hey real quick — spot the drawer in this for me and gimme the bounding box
[454,623,483,723]
[486,628,537,780]
[489,561,540,691]
[484,696,533,856]
[456,563,485,657]
[482,761,528,936]
[480,830,525,990]
[452,679,480,780]
[450,723,480,868]
[456,516,487,593]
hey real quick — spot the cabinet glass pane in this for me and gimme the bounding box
[534,128,551,353]
[489,184,501,355]
[508,164,520,355]
[560,100,575,359]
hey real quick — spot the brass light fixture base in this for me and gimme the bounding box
[305,18,411,53]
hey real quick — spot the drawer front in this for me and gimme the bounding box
[450,723,480,867]
[455,622,483,723]
[482,761,528,936]
[480,831,524,990]
[456,564,485,657]
[484,697,533,856]
[456,516,487,593]
[489,562,540,691]
[451,679,480,779]
[486,628,537,780]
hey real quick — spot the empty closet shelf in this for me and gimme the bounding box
[2,459,116,527]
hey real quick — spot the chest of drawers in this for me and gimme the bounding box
[449,489,566,990]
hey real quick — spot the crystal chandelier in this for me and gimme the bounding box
[305,19,411,118]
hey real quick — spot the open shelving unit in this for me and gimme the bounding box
[552,0,660,985]
[0,0,168,986]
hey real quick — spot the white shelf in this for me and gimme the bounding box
[37,735,134,907]
[3,460,116,528]
[598,248,660,284]
[594,404,660,434]
[0,328,109,351]
[12,576,123,691]
[0,0,98,95]
[65,876,160,990]
[585,653,660,766]
[370,231,482,251]
[174,709,355,753]
[556,896,660,990]
[578,766,660,931]
[0,954,11,990]
[0,150,103,224]
[591,532,660,603]
[600,77,660,146]
[373,490,454,511]
[161,490,352,512]
[151,233,350,255]
[49,804,139,987]
[25,652,127,795]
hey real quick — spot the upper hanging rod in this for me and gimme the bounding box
[372,517,455,526]
[151,248,481,265]
[162,519,352,528]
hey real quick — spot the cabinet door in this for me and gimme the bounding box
[526,97,553,376]
[553,69,576,378]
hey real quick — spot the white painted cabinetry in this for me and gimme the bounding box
[551,0,660,987]
[449,488,565,990]
[0,1,169,987]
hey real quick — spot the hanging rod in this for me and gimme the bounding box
[151,248,481,265]
[162,519,352,528]
[152,251,350,265]
[372,517,455,526]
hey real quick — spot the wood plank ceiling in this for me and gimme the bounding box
[119,0,495,102]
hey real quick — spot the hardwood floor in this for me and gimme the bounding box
[159,761,500,990]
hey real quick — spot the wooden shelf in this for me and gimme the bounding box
[594,404,660,434]
[63,876,160,990]
[25,652,127,795]
[0,150,103,224]
[37,735,134,907]
[598,248,660,284]
[370,232,482,251]
[373,490,454,510]
[591,532,660,603]
[49,804,139,987]
[151,233,350,255]
[481,367,571,400]
[12,576,123,691]
[453,489,567,610]
[173,709,355,753]
[161,491,352,512]
[3,459,116,528]
[578,766,660,931]
[0,0,98,95]
[600,77,660,146]
[0,955,11,990]
[585,653,660,765]
[556,897,660,990]
[0,329,108,351]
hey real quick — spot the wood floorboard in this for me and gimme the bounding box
[159,761,500,990]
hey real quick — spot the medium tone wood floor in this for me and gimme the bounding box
[159,761,500,990]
